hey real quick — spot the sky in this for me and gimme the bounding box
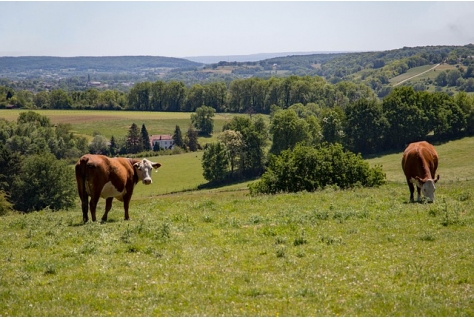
[1,1,474,58]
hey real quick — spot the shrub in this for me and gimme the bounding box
[10,152,77,212]
[249,143,385,195]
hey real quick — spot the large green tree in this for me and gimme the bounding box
[191,105,215,136]
[269,109,311,155]
[202,142,228,182]
[223,115,268,176]
[382,87,428,150]
[218,130,244,176]
[344,98,388,154]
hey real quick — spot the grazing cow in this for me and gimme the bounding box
[401,141,439,203]
[75,154,161,222]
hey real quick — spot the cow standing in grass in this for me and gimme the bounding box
[402,141,439,203]
[75,154,161,222]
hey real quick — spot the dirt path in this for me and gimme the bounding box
[393,63,440,86]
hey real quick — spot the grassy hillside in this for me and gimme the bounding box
[1,131,473,315]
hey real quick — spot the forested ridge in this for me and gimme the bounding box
[1,44,474,93]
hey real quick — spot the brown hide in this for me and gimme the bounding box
[75,154,150,222]
[401,141,439,202]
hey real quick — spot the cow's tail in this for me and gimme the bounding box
[75,156,89,222]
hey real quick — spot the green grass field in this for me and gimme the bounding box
[0,109,238,144]
[1,111,474,316]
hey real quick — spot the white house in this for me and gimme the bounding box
[150,134,174,150]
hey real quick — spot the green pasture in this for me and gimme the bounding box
[0,109,238,144]
[1,110,474,316]
[389,64,436,85]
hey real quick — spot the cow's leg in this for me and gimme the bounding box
[89,196,99,222]
[102,198,113,222]
[416,186,422,202]
[407,180,415,203]
[80,195,89,223]
[123,193,132,220]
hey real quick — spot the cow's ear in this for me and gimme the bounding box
[133,162,141,169]
[434,174,440,183]
[414,176,423,187]
[152,162,161,169]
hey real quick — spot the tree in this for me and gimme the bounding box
[202,142,228,182]
[269,109,311,155]
[163,81,186,111]
[320,107,346,145]
[49,89,72,109]
[33,91,50,109]
[126,123,142,154]
[141,124,151,151]
[435,71,448,87]
[185,125,199,152]
[344,98,389,154]
[191,105,215,136]
[218,130,244,176]
[172,125,184,148]
[109,135,119,156]
[382,87,429,150]
[0,144,22,193]
[89,135,109,154]
[223,115,269,177]
[128,82,151,110]
[11,153,76,212]
[446,69,462,87]
[185,84,205,112]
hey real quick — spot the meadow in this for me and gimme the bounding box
[0,110,473,316]
[0,109,238,144]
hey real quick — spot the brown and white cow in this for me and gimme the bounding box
[75,154,161,222]
[401,141,439,203]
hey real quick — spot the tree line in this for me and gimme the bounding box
[1,75,376,113]
[200,87,474,188]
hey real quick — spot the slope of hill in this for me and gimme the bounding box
[0,56,202,79]
[184,51,350,64]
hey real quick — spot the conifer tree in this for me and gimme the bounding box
[126,123,142,154]
[141,124,151,151]
[172,125,184,148]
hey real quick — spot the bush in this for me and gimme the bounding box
[11,153,77,212]
[249,143,385,195]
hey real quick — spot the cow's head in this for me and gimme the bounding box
[134,159,161,185]
[413,175,440,203]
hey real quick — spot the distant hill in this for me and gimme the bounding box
[184,51,350,64]
[0,56,201,73]
[1,45,473,96]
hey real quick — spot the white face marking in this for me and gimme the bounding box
[100,181,125,199]
[134,158,160,185]
[422,180,436,202]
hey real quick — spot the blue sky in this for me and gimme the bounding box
[1,1,474,58]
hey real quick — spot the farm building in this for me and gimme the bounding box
[150,134,174,150]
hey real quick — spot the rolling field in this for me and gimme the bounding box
[0,109,238,144]
[0,110,474,316]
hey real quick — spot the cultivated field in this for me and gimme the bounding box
[0,111,473,316]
